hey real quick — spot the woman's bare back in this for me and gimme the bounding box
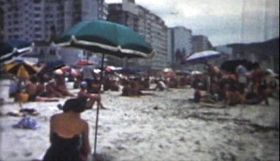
[51,113,87,138]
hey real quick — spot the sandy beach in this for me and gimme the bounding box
[0,79,279,161]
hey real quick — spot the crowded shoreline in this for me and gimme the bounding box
[0,76,279,161]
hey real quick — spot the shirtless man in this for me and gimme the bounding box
[77,81,106,109]
[24,76,59,102]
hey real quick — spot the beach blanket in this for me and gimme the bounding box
[13,116,40,130]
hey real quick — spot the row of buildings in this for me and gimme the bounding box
[0,0,213,71]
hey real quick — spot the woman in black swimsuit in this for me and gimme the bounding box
[43,98,91,161]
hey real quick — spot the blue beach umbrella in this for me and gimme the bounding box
[183,50,222,64]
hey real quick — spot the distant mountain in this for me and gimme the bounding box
[226,37,279,56]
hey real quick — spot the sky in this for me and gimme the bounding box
[105,0,279,46]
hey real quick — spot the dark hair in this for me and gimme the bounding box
[30,76,37,83]
[62,98,86,113]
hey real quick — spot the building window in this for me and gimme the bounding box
[34,7,41,10]
[34,21,41,24]
[35,34,42,38]
[33,0,41,3]
[34,14,40,17]
[34,27,41,31]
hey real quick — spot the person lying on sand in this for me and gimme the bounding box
[193,89,217,103]
[43,98,91,161]
[77,81,106,110]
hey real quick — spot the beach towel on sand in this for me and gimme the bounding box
[13,116,40,130]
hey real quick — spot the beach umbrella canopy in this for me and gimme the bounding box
[76,60,95,66]
[191,70,202,75]
[175,70,190,75]
[39,60,66,74]
[164,72,176,78]
[54,20,155,59]
[183,50,222,64]
[117,68,142,75]
[0,40,33,63]
[60,66,71,72]
[70,68,81,76]
[4,59,38,78]
[163,68,173,73]
[220,59,256,73]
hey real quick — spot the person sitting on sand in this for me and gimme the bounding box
[18,76,59,102]
[44,79,63,98]
[193,89,217,103]
[9,77,23,100]
[90,79,102,94]
[54,74,75,97]
[153,79,168,91]
[77,81,106,110]
[43,98,91,161]
[122,79,131,96]
[222,78,246,107]
[130,79,142,96]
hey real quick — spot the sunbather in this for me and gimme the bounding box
[77,81,106,109]
[19,76,59,102]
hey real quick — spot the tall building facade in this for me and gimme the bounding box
[107,0,168,70]
[0,7,3,41]
[1,0,108,65]
[1,0,107,42]
[167,26,192,68]
[192,35,212,53]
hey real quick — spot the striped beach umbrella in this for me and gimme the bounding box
[0,40,33,63]
[4,59,39,78]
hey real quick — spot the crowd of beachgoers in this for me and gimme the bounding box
[1,60,278,108]
[0,60,279,161]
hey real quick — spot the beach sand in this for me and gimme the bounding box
[0,79,279,161]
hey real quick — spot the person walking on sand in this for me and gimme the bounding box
[81,65,95,93]
[77,81,106,110]
[43,98,91,161]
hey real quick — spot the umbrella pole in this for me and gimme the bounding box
[93,53,105,156]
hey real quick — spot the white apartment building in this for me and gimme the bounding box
[192,35,211,53]
[107,0,168,71]
[167,26,192,68]
[1,0,108,65]
[1,0,107,41]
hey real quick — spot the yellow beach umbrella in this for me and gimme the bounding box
[5,59,38,78]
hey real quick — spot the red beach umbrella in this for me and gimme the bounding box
[76,60,95,66]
